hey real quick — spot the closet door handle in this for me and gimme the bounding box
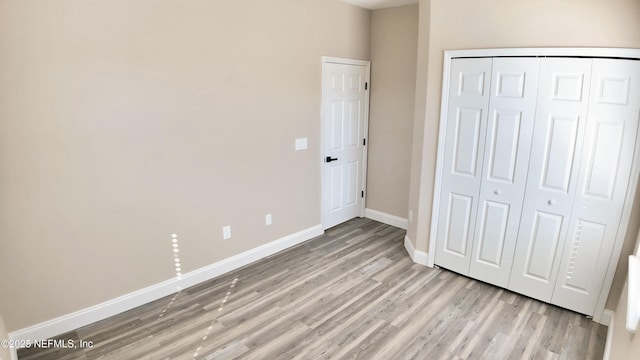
[494,189,502,195]
[548,199,557,205]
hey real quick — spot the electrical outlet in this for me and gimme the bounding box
[265,214,272,226]
[409,210,413,224]
[222,225,231,240]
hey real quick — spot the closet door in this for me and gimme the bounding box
[468,58,539,287]
[434,58,492,274]
[552,59,640,314]
[509,59,593,302]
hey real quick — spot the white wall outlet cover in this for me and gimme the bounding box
[222,226,231,240]
[265,214,272,225]
[295,138,308,150]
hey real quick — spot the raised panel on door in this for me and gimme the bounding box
[453,108,483,176]
[442,193,474,256]
[552,59,640,315]
[435,58,492,275]
[328,165,343,212]
[509,58,593,302]
[346,160,359,206]
[469,58,539,287]
[521,211,564,281]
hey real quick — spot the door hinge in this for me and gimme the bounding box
[361,191,364,198]
[365,82,368,90]
[363,138,366,146]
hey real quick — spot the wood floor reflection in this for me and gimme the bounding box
[19,218,606,359]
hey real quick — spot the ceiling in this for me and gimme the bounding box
[341,0,418,10]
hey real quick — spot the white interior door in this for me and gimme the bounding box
[434,58,492,274]
[551,59,640,314]
[509,58,593,302]
[468,58,539,288]
[322,59,369,229]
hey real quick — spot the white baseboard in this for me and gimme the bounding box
[8,224,324,349]
[365,208,408,230]
[600,308,614,326]
[404,235,428,266]
[603,309,615,360]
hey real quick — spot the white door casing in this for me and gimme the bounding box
[321,57,370,230]
[509,58,593,302]
[468,58,540,288]
[433,58,492,275]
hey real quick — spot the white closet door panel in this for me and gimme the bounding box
[474,200,510,264]
[452,108,484,176]
[469,58,539,287]
[435,58,492,274]
[442,193,474,256]
[524,211,564,280]
[552,59,640,315]
[509,58,593,302]
[540,116,581,193]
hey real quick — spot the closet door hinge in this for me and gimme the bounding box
[361,191,364,198]
[365,82,368,90]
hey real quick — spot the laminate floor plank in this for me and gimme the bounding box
[18,218,607,360]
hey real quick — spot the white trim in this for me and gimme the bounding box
[440,47,640,59]
[321,56,371,229]
[404,235,428,266]
[603,309,615,360]
[364,208,408,230]
[426,50,454,268]
[8,224,324,346]
[626,255,640,333]
[361,60,371,221]
[321,56,371,66]
[601,309,614,327]
[426,48,640,320]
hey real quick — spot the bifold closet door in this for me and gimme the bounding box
[435,53,640,317]
[468,58,539,287]
[551,59,640,314]
[434,58,491,274]
[509,58,593,302]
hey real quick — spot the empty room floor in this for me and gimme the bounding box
[18,218,606,360]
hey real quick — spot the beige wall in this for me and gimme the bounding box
[0,313,10,360]
[407,0,430,243]
[0,0,370,331]
[367,4,418,218]
[408,0,640,283]
[609,228,640,359]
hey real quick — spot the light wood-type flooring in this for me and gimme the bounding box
[19,218,607,360]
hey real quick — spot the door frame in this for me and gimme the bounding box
[426,48,640,324]
[321,56,371,230]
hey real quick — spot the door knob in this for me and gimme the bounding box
[325,156,338,163]
[494,189,502,195]
[548,199,557,205]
